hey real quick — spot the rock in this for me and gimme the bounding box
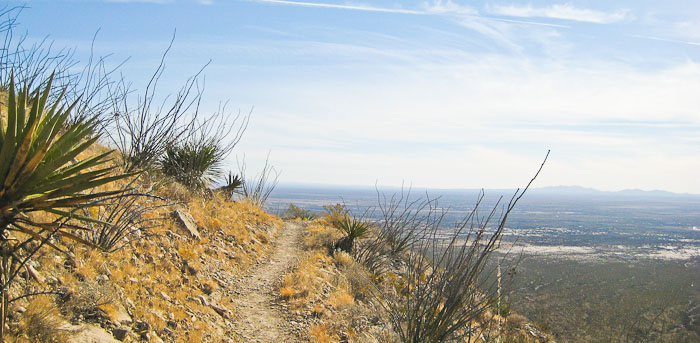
[160,291,171,302]
[151,331,165,343]
[210,303,232,319]
[197,295,209,306]
[173,210,201,240]
[27,265,43,283]
[134,320,150,333]
[15,306,26,314]
[187,297,202,305]
[109,303,133,325]
[68,324,122,343]
[112,327,130,341]
[96,274,109,283]
[47,276,61,285]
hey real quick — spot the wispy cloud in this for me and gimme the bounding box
[250,0,567,28]
[632,35,700,47]
[487,4,631,24]
[251,0,426,15]
[104,0,174,3]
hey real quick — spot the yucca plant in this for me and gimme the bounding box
[332,215,371,253]
[0,73,131,339]
[218,171,243,199]
[160,138,221,191]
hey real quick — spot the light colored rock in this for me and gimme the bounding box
[109,303,133,325]
[27,265,43,283]
[173,210,201,240]
[210,303,232,319]
[160,291,171,302]
[68,324,122,343]
[151,331,165,343]
[197,295,208,306]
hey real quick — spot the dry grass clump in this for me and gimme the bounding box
[327,289,354,310]
[11,296,72,343]
[309,323,337,343]
[305,221,343,250]
[188,193,281,246]
[59,279,116,323]
[279,251,332,305]
[280,220,384,343]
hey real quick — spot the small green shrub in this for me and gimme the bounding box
[285,204,316,220]
[219,171,243,199]
[160,139,221,191]
[331,215,371,253]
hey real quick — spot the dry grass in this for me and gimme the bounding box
[309,323,337,343]
[12,296,72,343]
[305,221,343,250]
[6,146,282,342]
[327,290,354,310]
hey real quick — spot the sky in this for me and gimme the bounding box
[6,0,700,193]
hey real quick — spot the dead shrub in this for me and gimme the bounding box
[58,280,116,323]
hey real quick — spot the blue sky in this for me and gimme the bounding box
[9,0,700,192]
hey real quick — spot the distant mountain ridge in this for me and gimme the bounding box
[532,185,698,197]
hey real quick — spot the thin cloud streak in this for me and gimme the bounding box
[250,0,568,28]
[487,3,631,24]
[632,35,700,47]
[252,0,426,14]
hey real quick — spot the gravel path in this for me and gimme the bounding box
[230,221,304,342]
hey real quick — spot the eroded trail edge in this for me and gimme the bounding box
[230,221,303,342]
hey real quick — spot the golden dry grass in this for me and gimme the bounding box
[7,141,282,342]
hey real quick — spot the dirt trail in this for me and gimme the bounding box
[230,221,303,342]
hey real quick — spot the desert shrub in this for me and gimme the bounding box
[238,155,279,207]
[14,296,72,343]
[376,186,440,256]
[159,107,249,191]
[331,215,371,253]
[352,233,390,276]
[218,171,243,199]
[375,154,548,343]
[107,39,203,173]
[334,252,373,301]
[58,279,116,323]
[305,222,343,251]
[79,190,170,252]
[285,204,317,220]
[0,74,132,339]
[160,140,219,190]
[322,203,349,224]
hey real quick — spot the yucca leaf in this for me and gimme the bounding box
[24,135,102,187]
[55,229,100,249]
[45,208,114,226]
[0,77,19,183]
[10,222,67,254]
[23,167,114,198]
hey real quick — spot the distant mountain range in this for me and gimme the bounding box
[531,185,697,197]
[273,182,700,198]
